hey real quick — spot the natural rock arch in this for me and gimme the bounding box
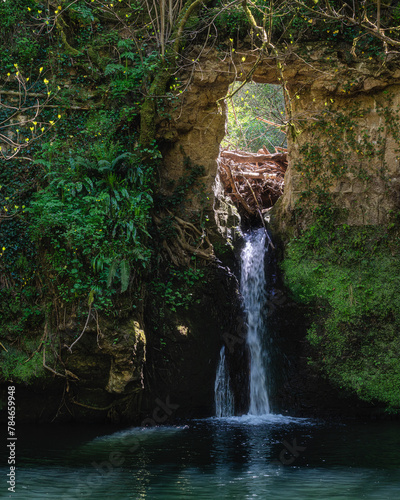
[157,45,400,235]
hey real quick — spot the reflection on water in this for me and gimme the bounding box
[1,417,400,499]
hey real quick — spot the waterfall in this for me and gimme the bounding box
[215,346,235,417]
[241,228,270,415]
[215,227,271,417]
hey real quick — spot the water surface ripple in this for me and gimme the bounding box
[2,418,400,499]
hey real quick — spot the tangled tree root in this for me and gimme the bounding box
[154,211,214,266]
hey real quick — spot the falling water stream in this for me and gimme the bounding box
[215,228,270,416]
[214,346,235,417]
[241,228,270,415]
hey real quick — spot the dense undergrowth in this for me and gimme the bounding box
[0,0,205,382]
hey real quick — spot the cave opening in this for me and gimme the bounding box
[217,81,288,226]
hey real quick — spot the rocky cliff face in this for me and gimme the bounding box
[150,43,400,417]
[157,44,400,230]
[2,39,400,423]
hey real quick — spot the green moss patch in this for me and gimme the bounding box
[283,221,400,410]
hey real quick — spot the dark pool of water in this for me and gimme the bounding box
[1,414,400,499]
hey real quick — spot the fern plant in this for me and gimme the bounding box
[28,145,154,310]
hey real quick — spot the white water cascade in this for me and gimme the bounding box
[214,346,235,417]
[241,228,270,415]
[214,228,271,417]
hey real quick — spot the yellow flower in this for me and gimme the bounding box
[39,67,43,73]
[49,121,55,125]
[2,247,5,251]
[58,114,61,119]
[44,78,49,84]
[26,77,30,82]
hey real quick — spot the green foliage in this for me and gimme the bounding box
[213,4,249,38]
[0,347,44,383]
[0,288,43,338]
[27,142,155,310]
[68,0,96,24]
[0,0,42,72]
[283,221,400,410]
[0,0,34,29]
[222,82,286,153]
[104,39,159,98]
[268,1,399,56]
[150,265,205,312]
[14,36,40,65]
[0,154,43,344]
